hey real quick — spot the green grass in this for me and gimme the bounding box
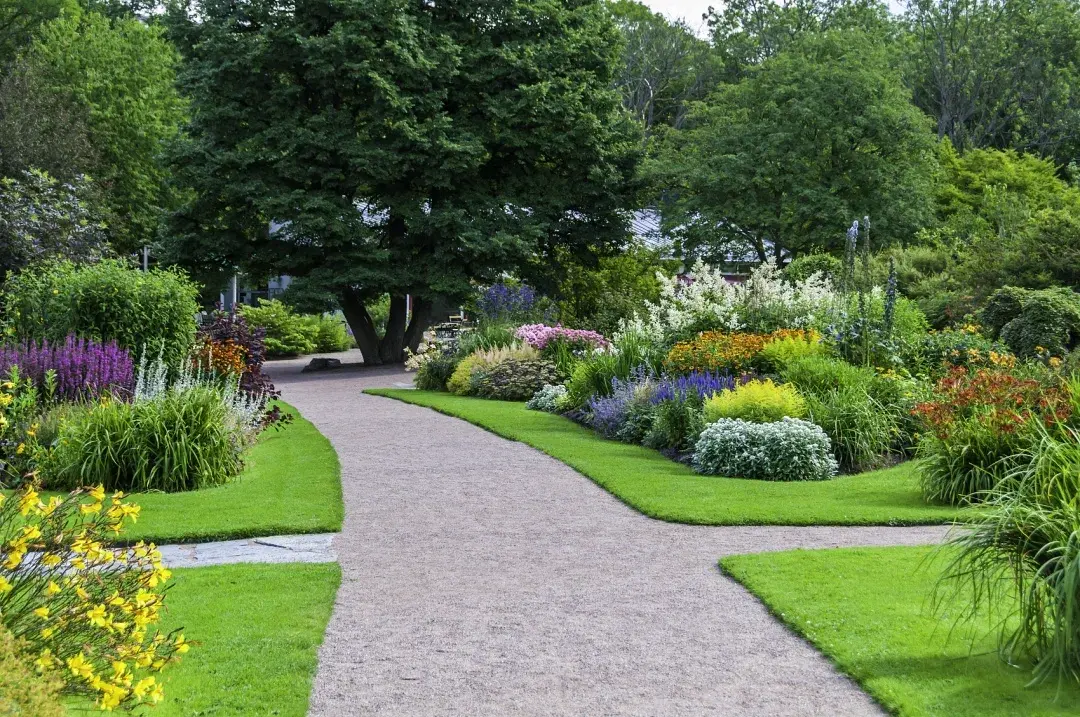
[721,546,1080,716]
[66,562,341,716]
[368,389,966,526]
[119,402,343,544]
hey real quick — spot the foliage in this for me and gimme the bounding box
[457,324,518,355]
[526,384,568,413]
[587,369,656,439]
[981,286,1080,358]
[49,385,249,493]
[0,368,45,485]
[414,351,459,392]
[563,331,663,408]
[0,625,63,717]
[305,314,351,353]
[623,259,836,345]
[0,335,133,402]
[642,396,705,455]
[446,344,539,397]
[702,379,807,424]
[553,242,672,335]
[783,254,843,284]
[825,291,930,370]
[651,30,937,261]
[918,326,1015,378]
[166,0,640,365]
[193,309,283,426]
[3,260,199,371]
[693,417,838,481]
[26,7,185,251]
[239,300,317,357]
[757,332,831,372]
[0,171,109,281]
[472,359,561,402]
[913,367,1072,504]
[803,386,895,473]
[0,485,182,710]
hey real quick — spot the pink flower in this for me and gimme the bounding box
[514,324,609,350]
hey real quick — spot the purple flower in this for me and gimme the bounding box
[651,371,750,404]
[0,335,134,401]
[477,283,537,322]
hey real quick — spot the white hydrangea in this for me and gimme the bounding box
[617,258,838,344]
[692,417,838,481]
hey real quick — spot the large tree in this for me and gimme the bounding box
[166,0,639,364]
[651,30,938,261]
[905,0,1080,165]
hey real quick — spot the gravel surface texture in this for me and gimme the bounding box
[268,360,950,717]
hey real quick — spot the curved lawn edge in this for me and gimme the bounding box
[366,389,968,527]
[719,547,1080,716]
[121,401,344,544]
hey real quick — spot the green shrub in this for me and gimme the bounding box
[918,326,1014,377]
[457,324,517,355]
[0,626,63,717]
[446,344,538,396]
[239,299,317,357]
[563,331,662,409]
[703,379,806,424]
[758,333,831,372]
[780,355,874,395]
[783,253,842,284]
[49,386,247,492]
[2,259,198,369]
[472,359,560,401]
[693,417,838,481]
[982,286,1080,358]
[643,398,704,454]
[303,313,351,352]
[415,352,459,391]
[804,386,894,472]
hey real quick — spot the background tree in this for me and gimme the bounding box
[651,31,938,262]
[166,0,640,364]
[610,0,717,132]
[23,8,185,252]
[905,0,1080,165]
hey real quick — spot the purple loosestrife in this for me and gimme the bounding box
[0,335,134,401]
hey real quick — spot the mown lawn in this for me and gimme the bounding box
[72,562,340,716]
[368,389,966,526]
[121,402,343,544]
[722,546,1080,716]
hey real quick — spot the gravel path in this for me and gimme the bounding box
[268,361,950,717]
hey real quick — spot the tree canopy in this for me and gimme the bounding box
[166,0,640,363]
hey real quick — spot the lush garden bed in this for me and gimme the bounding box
[722,546,1080,716]
[370,389,964,526]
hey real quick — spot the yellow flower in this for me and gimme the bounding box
[35,649,56,672]
[18,488,40,516]
[15,442,24,455]
[0,576,11,594]
[41,553,61,568]
[33,606,49,620]
[132,676,156,700]
[86,603,108,627]
[46,581,61,596]
[88,485,106,502]
[173,633,190,654]
[80,502,103,515]
[3,549,25,570]
[40,627,54,639]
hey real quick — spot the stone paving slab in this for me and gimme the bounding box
[157,533,336,568]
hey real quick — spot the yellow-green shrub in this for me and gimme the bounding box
[703,379,807,423]
[758,334,830,372]
[0,625,63,717]
[446,343,539,396]
[0,485,186,711]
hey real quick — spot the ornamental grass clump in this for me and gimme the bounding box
[0,336,134,402]
[693,417,838,481]
[0,484,186,711]
[703,378,807,424]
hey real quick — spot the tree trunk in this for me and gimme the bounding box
[378,295,408,363]
[339,289,382,365]
[403,296,434,352]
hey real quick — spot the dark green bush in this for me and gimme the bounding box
[49,386,245,492]
[643,398,705,455]
[2,260,199,368]
[304,314,351,352]
[982,286,1080,358]
[239,299,317,357]
[783,253,842,284]
[415,352,459,391]
[472,359,560,401]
